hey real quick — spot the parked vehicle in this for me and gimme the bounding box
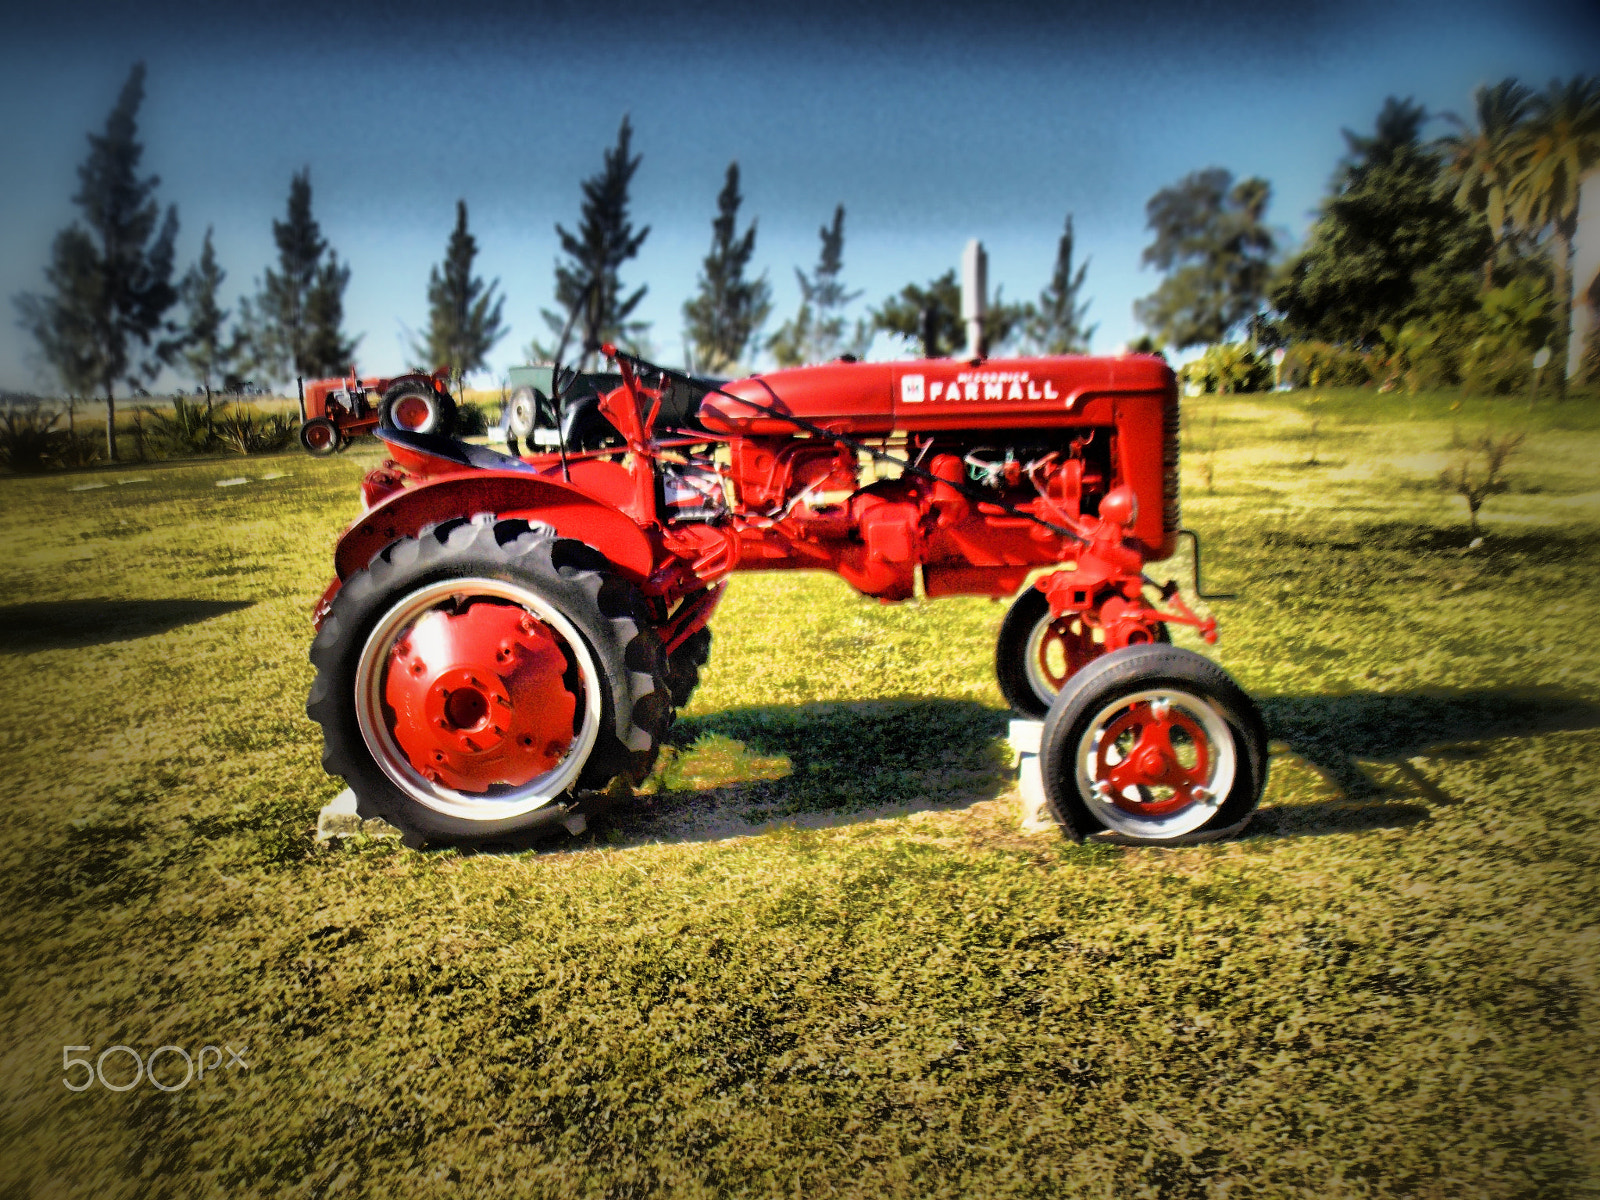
[307,347,1265,846]
[298,369,457,456]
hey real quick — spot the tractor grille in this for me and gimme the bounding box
[1163,393,1181,539]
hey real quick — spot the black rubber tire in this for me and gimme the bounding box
[665,625,713,710]
[379,380,457,437]
[300,417,340,456]
[560,390,625,452]
[996,586,1168,717]
[1039,644,1267,844]
[306,517,671,846]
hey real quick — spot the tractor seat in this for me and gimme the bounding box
[377,425,542,473]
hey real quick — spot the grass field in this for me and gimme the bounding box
[0,389,1596,1198]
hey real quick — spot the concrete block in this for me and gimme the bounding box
[316,788,401,842]
[1008,718,1059,833]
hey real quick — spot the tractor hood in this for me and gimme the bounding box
[697,354,1175,436]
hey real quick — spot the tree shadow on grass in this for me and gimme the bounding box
[1252,686,1600,836]
[0,599,254,653]
[1263,522,1600,558]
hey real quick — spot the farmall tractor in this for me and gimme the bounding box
[298,368,458,456]
[307,348,1268,847]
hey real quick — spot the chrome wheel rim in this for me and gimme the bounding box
[1075,687,1237,838]
[354,577,602,821]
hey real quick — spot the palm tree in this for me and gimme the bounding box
[1438,78,1535,292]
[1507,76,1600,388]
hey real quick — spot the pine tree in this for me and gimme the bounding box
[769,206,865,366]
[252,169,357,384]
[682,163,770,373]
[419,200,506,391]
[1025,214,1097,353]
[303,253,357,377]
[12,62,180,460]
[1135,168,1276,350]
[179,227,233,413]
[538,116,650,369]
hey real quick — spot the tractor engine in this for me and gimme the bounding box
[697,356,1180,603]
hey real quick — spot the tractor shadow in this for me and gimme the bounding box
[460,686,1600,854]
[1251,686,1600,837]
[0,598,255,653]
[455,699,1014,854]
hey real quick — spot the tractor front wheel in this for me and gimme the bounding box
[307,518,670,846]
[300,417,340,456]
[1039,645,1267,843]
[996,586,1169,716]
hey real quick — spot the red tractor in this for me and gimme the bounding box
[298,368,458,455]
[307,347,1267,847]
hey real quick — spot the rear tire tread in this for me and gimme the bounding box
[307,517,669,846]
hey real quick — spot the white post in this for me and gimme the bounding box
[962,239,987,359]
[1569,168,1600,383]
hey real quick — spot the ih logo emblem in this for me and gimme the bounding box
[901,374,925,404]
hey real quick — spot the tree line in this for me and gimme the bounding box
[10,63,508,463]
[14,65,1599,464]
[1135,79,1599,397]
[543,117,1098,373]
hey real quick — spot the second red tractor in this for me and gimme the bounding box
[307,348,1267,847]
[298,369,457,455]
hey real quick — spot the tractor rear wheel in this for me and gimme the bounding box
[1038,645,1267,843]
[379,380,457,437]
[300,417,340,456]
[307,518,670,846]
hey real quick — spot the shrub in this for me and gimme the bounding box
[1279,341,1380,389]
[1459,279,1558,396]
[454,401,491,436]
[1440,428,1524,535]
[0,400,65,473]
[1179,343,1273,394]
[151,396,217,456]
[1377,320,1465,394]
[215,404,297,454]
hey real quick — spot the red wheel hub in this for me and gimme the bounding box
[394,395,433,430]
[383,600,577,792]
[1093,701,1212,817]
[1036,618,1098,692]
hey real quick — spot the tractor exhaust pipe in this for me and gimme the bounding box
[962,239,987,359]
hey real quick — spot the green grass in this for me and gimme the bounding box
[0,389,1597,1197]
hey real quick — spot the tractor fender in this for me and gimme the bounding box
[333,471,656,584]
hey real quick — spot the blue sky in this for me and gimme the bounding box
[2,0,1597,392]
